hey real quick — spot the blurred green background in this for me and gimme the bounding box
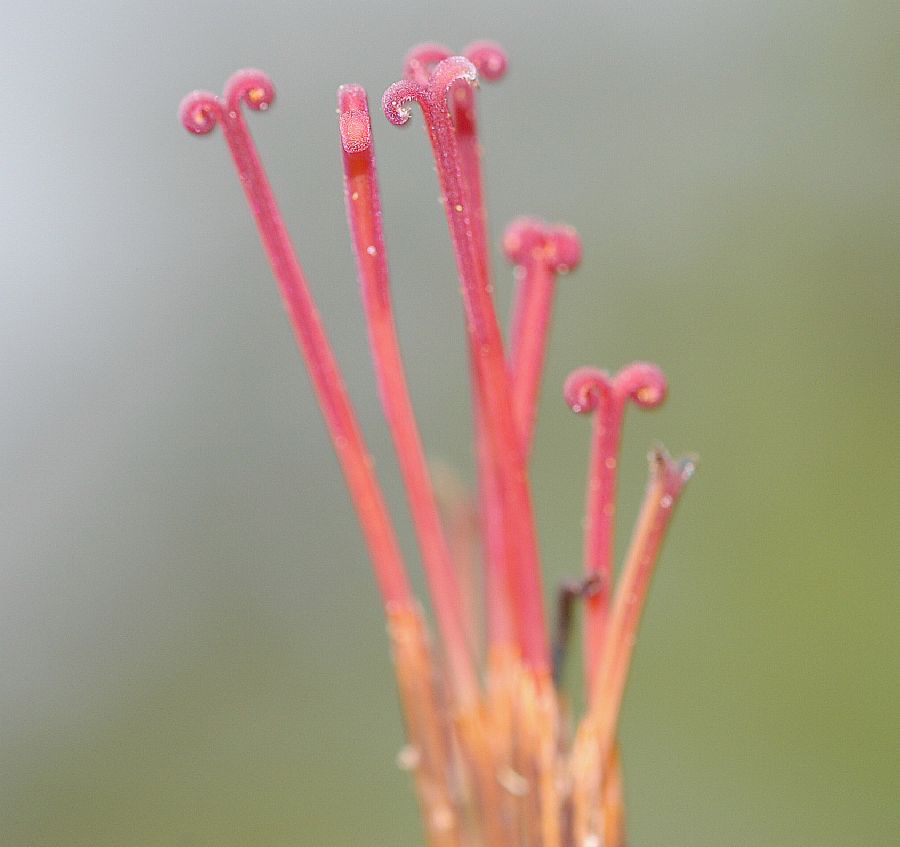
[3,1,898,844]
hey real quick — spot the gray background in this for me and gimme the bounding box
[3,1,898,844]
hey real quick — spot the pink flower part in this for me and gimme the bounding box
[384,58,549,671]
[179,71,412,609]
[180,44,698,846]
[564,362,667,694]
[589,448,695,758]
[404,44,513,657]
[337,83,477,704]
[505,217,583,455]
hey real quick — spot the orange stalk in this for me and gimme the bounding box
[588,448,696,758]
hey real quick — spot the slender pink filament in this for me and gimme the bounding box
[404,43,514,658]
[565,363,667,695]
[448,52,515,661]
[180,72,411,609]
[384,62,549,670]
[337,84,478,704]
[506,219,582,456]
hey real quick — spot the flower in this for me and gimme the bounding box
[180,40,694,847]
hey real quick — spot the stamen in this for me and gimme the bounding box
[564,363,667,695]
[179,71,412,609]
[506,217,582,455]
[588,447,696,760]
[403,46,512,662]
[337,83,477,705]
[404,41,507,269]
[403,41,506,306]
[383,59,549,672]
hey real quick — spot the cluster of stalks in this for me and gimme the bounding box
[181,40,694,847]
